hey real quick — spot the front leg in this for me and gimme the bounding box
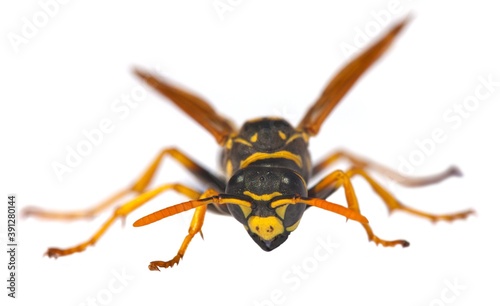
[145,189,217,271]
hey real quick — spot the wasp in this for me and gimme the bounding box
[24,18,474,271]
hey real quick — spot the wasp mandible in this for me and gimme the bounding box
[24,18,474,271]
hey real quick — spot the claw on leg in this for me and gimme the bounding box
[308,165,475,249]
[148,256,182,271]
[140,189,215,271]
[41,184,202,258]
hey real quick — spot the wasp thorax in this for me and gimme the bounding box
[239,118,295,151]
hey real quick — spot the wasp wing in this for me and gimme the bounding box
[135,69,237,145]
[297,17,410,136]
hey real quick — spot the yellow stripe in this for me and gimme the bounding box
[219,198,252,207]
[240,151,303,169]
[270,198,292,208]
[226,160,233,177]
[285,132,309,145]
[243,191,282,201]
[225,138,233,149]
[234,138,253,147]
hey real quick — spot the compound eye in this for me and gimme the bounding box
[227,204,252,225]
[278,171,308,197]
[273,202,306,231]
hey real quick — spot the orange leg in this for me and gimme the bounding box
[346,168,474,222]
[22,147,224,221]
[45,183,201,258]
[309,168,474,247]
[310,169,409,247]
[146,189,219,271]
[311,149,461,188]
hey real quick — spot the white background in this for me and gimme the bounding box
[1,1,500,305]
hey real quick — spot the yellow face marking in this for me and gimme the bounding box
[234,138,253,147]
[275,204,288,219]
[243,191,282,201]
[286,219,301,232]
[226,160,233,177]
[278,130,287,140]
[239,205,252,218]
[250,133,258,142]
[248,216,284,241]
[240,151,303,169]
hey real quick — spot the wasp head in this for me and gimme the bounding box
[225,167,308,251]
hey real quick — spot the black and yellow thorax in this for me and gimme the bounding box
[221,118,312,182]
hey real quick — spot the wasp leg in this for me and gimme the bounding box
[309,168,474,247]
[44,184,201,258]
[22,147,225,221]
[309,170,408,247]
[346,167,474,222]
[22,189,130,221]
[311,149,461,188]
[147,189,218,271]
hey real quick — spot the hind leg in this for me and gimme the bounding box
[311,149,460,188]
[23,147,225,221]
[309,167,474,247]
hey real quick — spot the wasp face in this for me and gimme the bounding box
[225,167,308,251]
